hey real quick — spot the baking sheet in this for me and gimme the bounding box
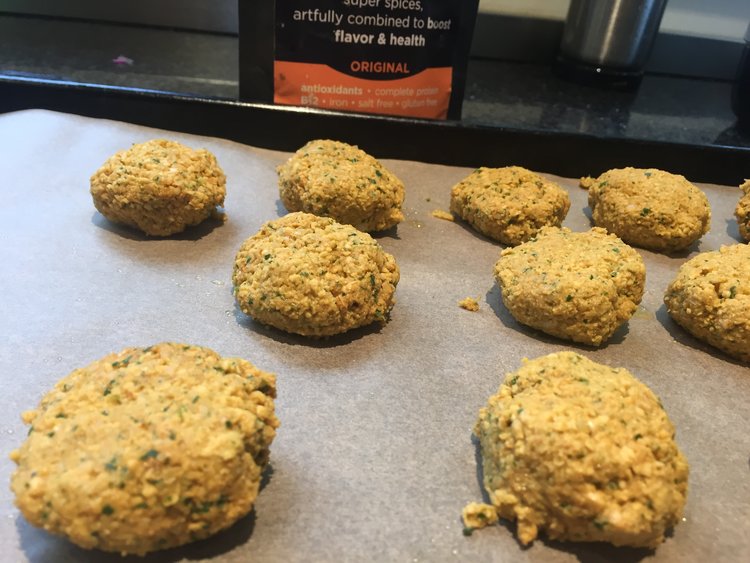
[0,109,748,563]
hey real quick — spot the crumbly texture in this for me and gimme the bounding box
[450,166,570,246]
[583,167,710,252]
[462,502,499,534]
[277,139,404,232]
[431,209,454,222]
[232,212,399,337]
[458,297,480,312]
[473,352,688,548]
[494,227,645,346]
[9,343,278,556]
[664,244,750,363]
[735,180,750,242]
[90,139,226,236]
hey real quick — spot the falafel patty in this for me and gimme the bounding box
[450,166,570,246]
[9,342,278,555]
[664,244,750,363]
[735,180,750,242]
[494,227,645,346]
[581,167,710,252]
[232,212,399,337]
[90,139,226,236]
[277,139,405,232]
[471,352,689,548]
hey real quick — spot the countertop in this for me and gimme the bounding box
[1,13,749,159]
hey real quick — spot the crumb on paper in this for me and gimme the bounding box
[579,176,595,189]
[431,209,454,221]
[458,297,480,312]
[462,502,498,536]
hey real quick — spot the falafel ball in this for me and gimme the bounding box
[90,139,226,236]
[450,166,570,246]
[9,342,278,555]
[471,352,689,548]
[494,227,645,346]
[581,167,710,252]
[664,244,750,363]
[277,139,405,232]
[232,212,399,337]
[735,180,750,242]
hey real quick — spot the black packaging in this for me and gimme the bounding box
[239,0,479,120]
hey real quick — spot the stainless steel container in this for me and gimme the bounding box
[558,0,668,87]
[732,22,750,129]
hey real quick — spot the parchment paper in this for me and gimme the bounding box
[1,110,748,563]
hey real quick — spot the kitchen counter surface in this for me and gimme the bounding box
[1,13,748,159]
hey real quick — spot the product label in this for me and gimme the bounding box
[274,0,467,119]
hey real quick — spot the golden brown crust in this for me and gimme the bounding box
[586,167,710,252]
[450,166,570,246]
[494,227,645,346]
[277,139,404,232]
[735,180,750,242]
[10,343,278,555]
[232,212,399,337]
[474,352,688,548]
[664,244,750,363]
[90,139,226,236]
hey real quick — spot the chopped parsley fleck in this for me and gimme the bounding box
[103,379,116,396]
[729,286,737,299]
[140,449,159,461]
[565,294,573,302]
[111,355,132,368]
[55,413,67,418]
[509,376,519,385]
[634,433,643,440]
[640,207,651,216]
[462,526,475,536]
[102,505,115,516]
[105,457,118,472]
[225,420,233,429]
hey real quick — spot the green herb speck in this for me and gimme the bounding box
[140,449,159,461]
[102,505,115,516]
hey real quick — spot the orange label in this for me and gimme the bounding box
[275,61,452,120]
